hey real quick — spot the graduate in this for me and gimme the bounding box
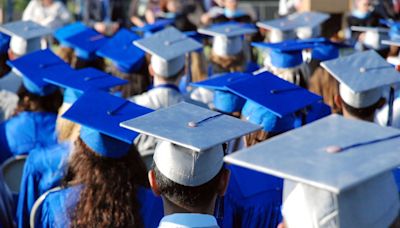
[38,90,163,227]
[224,114,400,227]
[0,20,52,122]
[157,0,197,32]
[198,23,257,75]
[16,67,128,228]
[256,12,329,43]
[190,72,251,116]
[96,28,149,98]
[120,102,261,227]
[128,27,202,165]
[252,40,314,88]
[0,49,71,164]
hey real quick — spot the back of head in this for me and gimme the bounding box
[15,85,62,114]
[66,137,148,227]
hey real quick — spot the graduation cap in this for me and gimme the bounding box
[252,41,315,68]
[7,49,72,96]
[351,26,389,50]
[62,90,153,158]
[96,28,145,73]
[226,71,322,131]
[0,32,10,54]
[63,27,108,60]
[134,27,202,78]
[0,20,52,56]
[191,72,251,113]
[257,12,329,42]
[120,102,261,186]
[380,19,400,40]
[321,50,400,126]
[53,22,88,48]
[198,22,256,57]
[131,19,174,37]
[43,67,128,103]
[224,114,400,227]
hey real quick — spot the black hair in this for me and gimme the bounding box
[153,164,224,209]
[341,97,384,120]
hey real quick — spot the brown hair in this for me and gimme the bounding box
[209,51,246,73]
[65,138,148,228]
[189,52,208,83]
[14,86,62,115]
[308,67,340,114]
[0,53,10,78]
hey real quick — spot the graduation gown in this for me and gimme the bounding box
[222,165,283,228]
[39,185,164,228]
[159,213,219,228]
[0,112,58,164]
[16,143,70,228]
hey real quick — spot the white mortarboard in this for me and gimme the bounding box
[198,23,257,56]
[0,20,52,56]
[257,12,329,42]
[133,27,202,78]
[351,26,389,50]
[224,114,400,227]
[120,102,261,186]
[321,50,400,109]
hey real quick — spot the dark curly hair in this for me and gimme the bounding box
[15,85,62,115]
[64,137,149,228]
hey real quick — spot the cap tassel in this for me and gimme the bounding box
[325,133,400,154]
[188,113,224,128]
[107,100,130,116]
[386,86,395,127]
[270,87,301,94]
[89,34,105,41]
[84,73,110,81]
[39,62,63,69]
[164,36,188,46]
[359,65,393,73]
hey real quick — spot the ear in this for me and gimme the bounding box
[148,170,161,196]
[334,95,342,111]
[217,169,231,197]
[148,64,155,78]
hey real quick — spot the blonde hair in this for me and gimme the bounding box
[56,103,81,143]
[308,67,340,113]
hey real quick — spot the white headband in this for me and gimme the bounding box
[339,84,382,108]
[154,141,224,187]
[151,55,185,78]
[212,36,243,56]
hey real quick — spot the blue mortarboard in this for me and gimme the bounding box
[43,67,128,103]
[96,28,145,73]
[7,49,72,96]
[227,71,322,118]
[191,72,252,113]
[63,27,108,60]
[54,22,88,47]
[131,19,174,37]
[252,41,315,68]
[0,32,10,54]
[62,90,153,158]
[380,19,400,40]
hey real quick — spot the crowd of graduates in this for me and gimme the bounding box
[1,0,400,227]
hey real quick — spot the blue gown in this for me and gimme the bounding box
[0,172,15,228]
[221,165,283,228]
[39,185,164,228]
[0,112,58,164]
[16,143,71,228]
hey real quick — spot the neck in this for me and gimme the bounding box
[153,75,178,87]
[162,195,217,216]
